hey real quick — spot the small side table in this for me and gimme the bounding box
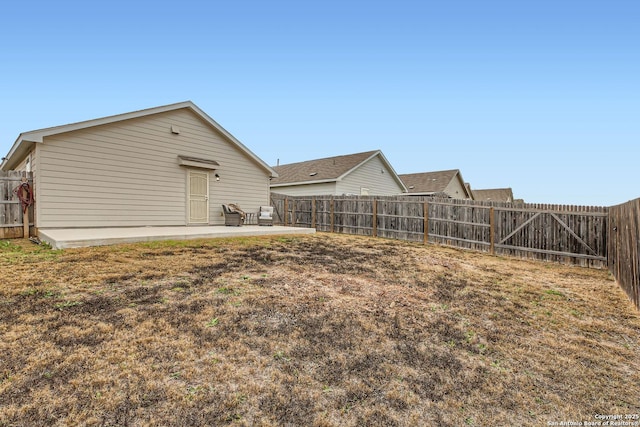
[244,212,257,225]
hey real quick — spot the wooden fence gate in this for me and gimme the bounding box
[489,206,607,266]
[0,171,34,239]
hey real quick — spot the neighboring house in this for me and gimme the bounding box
[399,169,474,199]
[473,188,515,203]
[0,101,277,230]
[270,150,407,196]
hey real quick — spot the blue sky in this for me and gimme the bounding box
[1,0,638,206]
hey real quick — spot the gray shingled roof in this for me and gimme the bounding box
[398,169,461,194]
[270,150,381,185]
[473,188,514,202]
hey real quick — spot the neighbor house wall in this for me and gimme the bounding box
[444,177,472,199]
[335,155,404,196]
[270,182,337,197]
[35,108,270,228]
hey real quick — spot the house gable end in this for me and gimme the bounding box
[31,106,272,228]
[2,101,277,178]
[336,153,407,195]
[270,150,379,186]
[271,150,407,195]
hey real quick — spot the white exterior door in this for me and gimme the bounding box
[188,170,209,224]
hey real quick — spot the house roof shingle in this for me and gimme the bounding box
[473,188,514,202]
[270,150,381,186]
[399,169,461,194]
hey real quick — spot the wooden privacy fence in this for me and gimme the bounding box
[270,194,608,268]
[608,198,640,310]
[0,171,34,239]
[271,193,640,310]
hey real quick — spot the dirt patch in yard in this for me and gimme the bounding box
[0,234,638,426]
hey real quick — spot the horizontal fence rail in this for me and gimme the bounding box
[271,194,609,269]
[0,171,33,239]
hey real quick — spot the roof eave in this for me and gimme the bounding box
[270,178,337,187]
[336,150,408,192]
[377,151,409,192]
[1,101,278,177]
[1,135,40,171]
[3,102,197,171]
[406,191,436,196]
[335,151,380,181]
[453,170,474,199]
[186,103,277,177]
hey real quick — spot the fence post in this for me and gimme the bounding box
[292,199,296,226]
[423,201,428,245]
[311,198,316,229]
[21,177,29,239]
[330,198,335,233]
[631,200,640,310]
[284,197,288,227]
[372,198,377,237]
[490,207,495,255]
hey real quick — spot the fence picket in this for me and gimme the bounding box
[271,193,608,265]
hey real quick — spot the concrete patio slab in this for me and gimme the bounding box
[38,225,316,249]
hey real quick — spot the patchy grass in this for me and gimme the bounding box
[0,234,638,426]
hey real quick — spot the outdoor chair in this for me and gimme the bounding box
[258,206,274,226]
[222,204,243,226]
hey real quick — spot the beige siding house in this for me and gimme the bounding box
[0,101,277,230]
[270,150,407,196]
[399,169,474,199]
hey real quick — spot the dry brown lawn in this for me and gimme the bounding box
[0,233,638,426]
